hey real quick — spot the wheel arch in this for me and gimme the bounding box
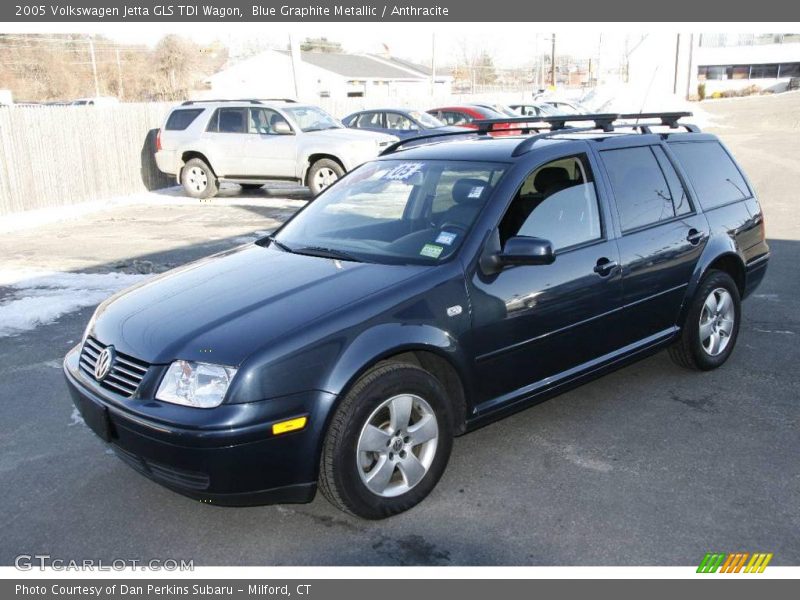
[302,153,346,182]
[320,325,473,438]
[179,150,217,180]
[680,248,746,327]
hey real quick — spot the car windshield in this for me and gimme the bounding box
[275,159,508,265]
[410,111,445,128]
[284,106,342,132]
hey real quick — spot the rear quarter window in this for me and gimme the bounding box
[668,141,751,210]
[165,109,204,131]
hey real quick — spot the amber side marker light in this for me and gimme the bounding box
[272,416,308,435]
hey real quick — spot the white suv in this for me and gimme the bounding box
[155,99,398,198]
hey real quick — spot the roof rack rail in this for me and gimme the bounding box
[618,111,698,133]
[381,111,699,157]
[380,129,484,156]
[180,98,298,106]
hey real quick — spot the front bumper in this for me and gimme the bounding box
[63,346,335,506]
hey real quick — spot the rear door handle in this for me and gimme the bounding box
[594,257,618,277]
[686,228,705,245]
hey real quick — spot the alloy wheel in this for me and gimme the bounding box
[699,287,735,356]
[356,394,439,498]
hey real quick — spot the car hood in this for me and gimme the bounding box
[306,127,397,145]
[91,244,426,366]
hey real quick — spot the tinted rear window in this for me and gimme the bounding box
[668,141,751,210]
[600,146,688,232]
[165,109,204,131]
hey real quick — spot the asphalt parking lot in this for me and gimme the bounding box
[1,94,798,566]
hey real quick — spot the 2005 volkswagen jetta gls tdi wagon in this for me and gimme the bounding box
[65,113,769,518]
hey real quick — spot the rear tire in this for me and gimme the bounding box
[319,362,454,519]
[181,158,218,199]
[669,270,741,371]
[306,158,344,196]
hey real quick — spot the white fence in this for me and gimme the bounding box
[0,102,173,216]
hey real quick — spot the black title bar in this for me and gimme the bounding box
[5,0,800,22]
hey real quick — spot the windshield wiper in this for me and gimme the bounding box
[294,246,365,262]
[265,235,293,253]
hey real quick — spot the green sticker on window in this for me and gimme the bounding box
[420,244,444,258]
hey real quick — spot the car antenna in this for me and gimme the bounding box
[633,65,661,127]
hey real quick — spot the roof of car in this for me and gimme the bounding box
[380,129,709,163]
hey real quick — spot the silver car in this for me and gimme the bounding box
[155,99,398,198]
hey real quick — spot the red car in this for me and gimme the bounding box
[427,105,520,136]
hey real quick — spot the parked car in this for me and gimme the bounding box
[66,113,768,519]
[509,103,560,117]
[468,102,520,117]
[71,96,120,106]
[541,99,589,115]
[427,105,518,136]
[342,108,467,139]
[154,99,397,198]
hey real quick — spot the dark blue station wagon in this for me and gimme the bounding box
[64,113,769,519]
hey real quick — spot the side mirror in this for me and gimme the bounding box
[497,236,555,267]
[272,120,293,135]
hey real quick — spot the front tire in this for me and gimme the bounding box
[306,158,344,196]
[319,362,454,519]
[181,158,218,199]
[669,270,741,370]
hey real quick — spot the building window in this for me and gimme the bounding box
[750,64,780,78]
[779,63,800,77]
[698,62,800,81]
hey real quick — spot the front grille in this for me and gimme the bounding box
[79,337,149,398]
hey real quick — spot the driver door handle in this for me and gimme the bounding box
[594,257,618,277]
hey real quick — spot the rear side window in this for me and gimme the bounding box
[165,109,203,131]
[601,146,689,232]
[668,141,751,210]
[206,108,248,134]
[354,112,382,128]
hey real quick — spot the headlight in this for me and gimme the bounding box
[156,360,237,408]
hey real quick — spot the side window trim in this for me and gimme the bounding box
[651,144,695,217]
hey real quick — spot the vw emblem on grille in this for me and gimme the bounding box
[94,346,115,381]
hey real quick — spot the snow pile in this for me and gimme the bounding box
[0,268,150,337]
[579,83,716,128]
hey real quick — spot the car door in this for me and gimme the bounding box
[246,107,298,178]
[466,148,624,408]
[203,107,249,176]
[594,140,710,347]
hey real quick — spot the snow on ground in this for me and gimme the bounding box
[578,83,716,128]
[0,268,150,337]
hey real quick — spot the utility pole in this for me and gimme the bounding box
[87,36,100,98]
[288,34,301,99]
[115,47,124,100]
[550,33,556,88]
[430,33,436,97]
